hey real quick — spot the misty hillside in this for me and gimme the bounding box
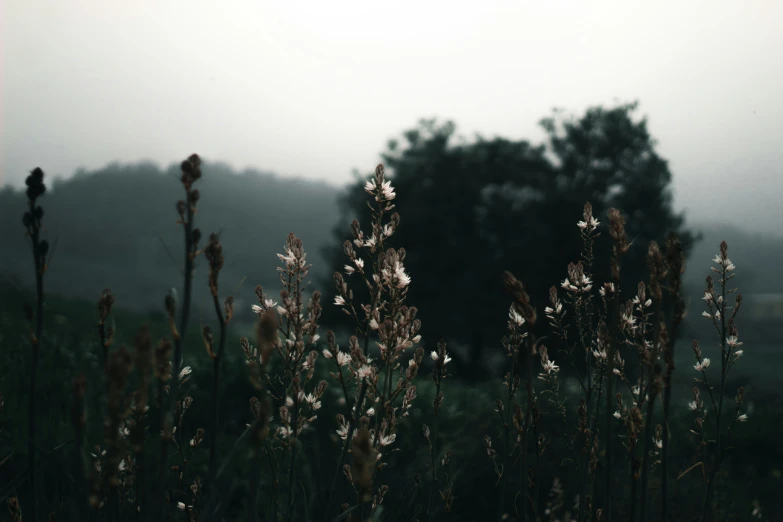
[685,221,783,294]
[0,160,342,316]
[3,160,782,329]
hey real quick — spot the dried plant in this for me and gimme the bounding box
[8,154,761,522]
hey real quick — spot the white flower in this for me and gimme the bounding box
[177,502,187,511]
[613,411,622,419]
[381,180,396,200]
[278,426,293,438]
[509,306,525,327]
[379,433,396,446]
[561,278,577,292]
[653,437,662,449]
[701,311,712,318]
[323,349,333,359]
[336,422,350,440]
[393,262,411,288]
[277,248,297,266]
[694,358,711,372]
[285,396,294,407]
[734,350,744,358]
[726,336,743,348]
[344,265,355,274]
[366,408,375,417]
[431,350,452,365]
[577,217,600,231]
[703,292,713,303]
[334,295,346,307]
[357,365,373,380]
[337,351,351,367]
[178,366,192,381]
[688,401,699,411]
[541,360,559,375]
[737,414,748,422]
[354,258,365,269]
[364,180,376,194]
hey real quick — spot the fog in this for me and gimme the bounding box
[2,0,782,234]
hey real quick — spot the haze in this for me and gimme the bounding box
[2,1,782,235]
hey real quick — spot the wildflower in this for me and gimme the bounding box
[613,411,622,419]
[688,401,699,411]
[337,351,351,367]
[541,360,559,375]
[337,421,350,440]
[178,366,192,381]
[277,248,298,267]
[366,407,375,417]
[379,433,396,446]
[430,350,452,365]
[509,305,525,327]
[577,217,600,231]
[653,437,662,449]
[357,365,373,380]
[734,350,744,358]
[381,180,396,200]
[382,260,411,289]
[694,358,711,372]
[738,414,748,422]
[726,336,743,348]
[177,502,187,511]
[344,265,355,274]
[334,295,346,307]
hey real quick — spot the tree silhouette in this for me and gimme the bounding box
[322,103,698,379]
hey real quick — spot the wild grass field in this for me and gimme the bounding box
[1,155,781,522]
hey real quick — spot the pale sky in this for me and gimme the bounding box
[2,1,782,234]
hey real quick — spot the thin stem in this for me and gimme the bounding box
[26,187,46,522]
[604,288,621,522]
[208,292,228,486]
[157,181,196,522]
[522,334,534,522]
[427,379,442,520]
[702,269,728,522]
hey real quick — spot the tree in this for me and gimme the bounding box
[321,104,698,379]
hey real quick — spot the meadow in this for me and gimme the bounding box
[1,155,781,522]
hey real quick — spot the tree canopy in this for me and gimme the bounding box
[321,102,698,379]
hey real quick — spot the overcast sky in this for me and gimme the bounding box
[2,1,782,234]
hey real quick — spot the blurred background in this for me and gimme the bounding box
[2,1,782,520]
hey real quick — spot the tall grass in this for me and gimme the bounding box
[1,157,758,522]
